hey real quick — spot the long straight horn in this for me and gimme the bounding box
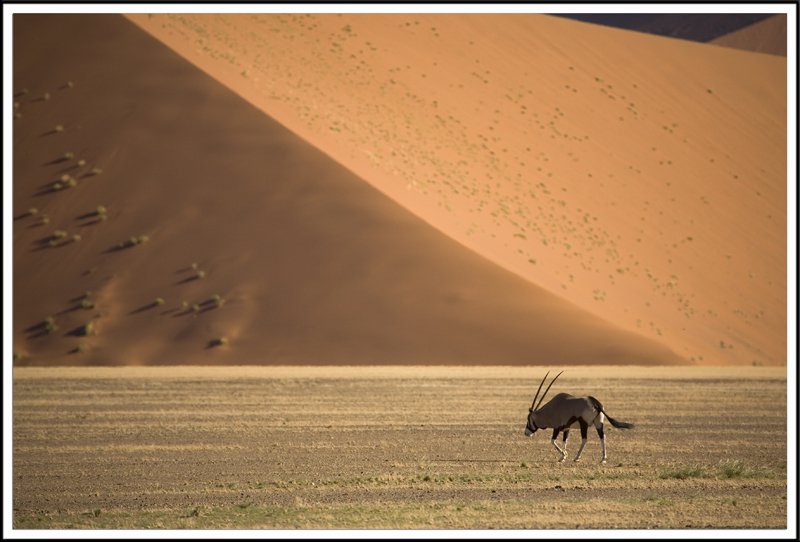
[535,371,563,411]
[530,372,550,411]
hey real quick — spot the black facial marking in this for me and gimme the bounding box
[526,413,536,433]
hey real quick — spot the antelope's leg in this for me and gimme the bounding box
[551,428,566,461]
[573,420,589,462]
[596,422,607,464]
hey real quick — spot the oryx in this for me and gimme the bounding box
[524,371,633,463]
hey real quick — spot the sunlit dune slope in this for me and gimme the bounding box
[12,14,684,367]
[710,14,788,56]
[125,13,788,366]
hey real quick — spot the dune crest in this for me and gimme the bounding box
[124,13,787,366]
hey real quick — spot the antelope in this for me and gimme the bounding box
[524,371,633,463]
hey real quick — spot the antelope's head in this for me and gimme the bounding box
[524,371,563,436]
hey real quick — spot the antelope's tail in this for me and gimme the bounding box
[606,416,634,429]
[589,396,634,429]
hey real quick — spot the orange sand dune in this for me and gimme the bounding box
[12,14,683,367]
[124,12,789,366]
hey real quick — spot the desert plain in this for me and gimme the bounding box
[11,365,789,530]
[8,9,793,533]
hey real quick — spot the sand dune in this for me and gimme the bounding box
[125,13,787,367]
[12,14,680,367]
[710,14,788,56]
[11,13,788,367]
[553,13,779,45]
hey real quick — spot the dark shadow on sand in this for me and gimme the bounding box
[55,304,83,316]
[25,321,48,334]
[14,211,36,221]
[30,234,73,251]
[57,164,80,174]
[129,302,161,315]
[29,242,68,253]
[105,243,135,254]
[65,324,92,338]
[25,319,58,339]
[206,338,227,349]
[33,185,61,197]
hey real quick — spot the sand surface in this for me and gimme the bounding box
[11,13,790,367]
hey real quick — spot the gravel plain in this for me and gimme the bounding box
[12,365,789,530]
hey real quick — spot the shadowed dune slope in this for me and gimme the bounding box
[125,13,788,367]
[552,13,777,44]
[12,14,683,367]
[710,14,788,56]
